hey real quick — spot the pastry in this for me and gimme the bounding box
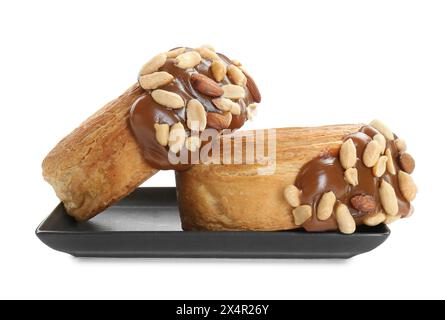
[175,121,417,233]
[42,46,261,221]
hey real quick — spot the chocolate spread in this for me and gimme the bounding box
[295,125,411,232]
[130,48,260,170]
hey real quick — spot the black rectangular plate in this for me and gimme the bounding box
[36,187,390,259]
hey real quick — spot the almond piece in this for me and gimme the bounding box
[175,51,201,69]
[395,139,407,153]
[363,212,386,227]
[186,99,207,131]
[385,148,396,175]
[369,119,394,140]
[385,214,401,224]
[372,156,388,177]
[247,103,257,120]
[200,44,215,51]
[399,152,415,174]
[139,71,174,90]
[222,84,245,100]
[283,185,301,208]
[335,204,356,234]
[195,46,220,61]
[168,122,186,154]
[292,205,312,226]
[230,103,241,115]
[139,53,167,76]
[373,133,386,154]
[185,136,201,152]
[398,171,417,201]
[231,59,242,66]
[211,98,232,112]
[206,112,232,130]
[339,138,357,170]
[227,65,247,86]
[350,194,376,213]
[363,140,381,167]
[379,180,399,216]
[211,60,227,82]
[317,191,336,221]
[344,168,359,186]
[166,47,186,58]
[191,74,224,97]
[151,90,185,109]
[212,97,241,115]
[240,67,261,103]
[153,123,169,146]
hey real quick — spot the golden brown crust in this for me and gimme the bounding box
[176,124,362,231]
[42,84,158,221]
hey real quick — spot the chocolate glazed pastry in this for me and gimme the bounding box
[42,45,261,221]
[131,47,260,170]
[175,121,417,234]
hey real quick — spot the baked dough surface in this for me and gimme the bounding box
[42,84,158,221]
[176,125,362,231]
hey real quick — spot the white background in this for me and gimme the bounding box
[0,0,444,299]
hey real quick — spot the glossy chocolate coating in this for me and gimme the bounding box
[130,48,259,170]
[295,125,411,232]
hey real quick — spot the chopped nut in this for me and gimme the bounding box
[292,205,312,226]
[398,171,417,201]
[151,90,185,109]
[200,44,215,51]
[369,119,394,140]
[166,47,186,58]
[373,133,386,154]
[379,180,399,216]
[195,46,220,61]
[191,74,224,97]
[212,97,239,112]
[395,139,407,153]
[211,60,227,82]
[363,212,386,226]
[351,194,376,213]
[339,138,357,170]
[283,185,301,208]
[206,112,232,130]
[186,99,207,131]
[175,51,201,69]
[399,152,415,174]
[139,53,167,76]
[335,203,356,234]
[222,84,245,100]
[363,140,381,167]
[227,65,247,86]
[385,148,396,175]
[229,103,241,115]
[372,156,388,177]
[139,71,174,90]
[344,168,359,186]
[385,214,401,224]
[317,191,336,221]
[153,123,169,146]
